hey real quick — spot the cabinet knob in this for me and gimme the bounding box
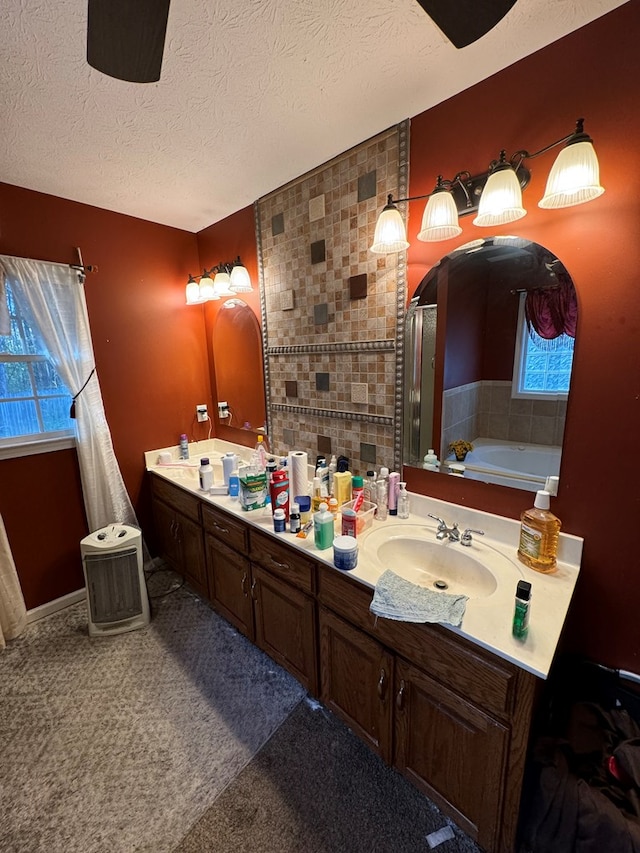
[212,521,229,534]
[250,578,258,601]
[270,557,290,571]
[241,573,248,596]
[396,680,406,710]
[377,668,387,700]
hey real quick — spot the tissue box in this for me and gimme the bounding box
[340,499,377,534]
[239,472,267,510]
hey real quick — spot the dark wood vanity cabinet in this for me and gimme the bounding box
[202,502,254,641]
[317,563,536,853]
[319,606,394,762]
[150,476,208,598]
[250,530,318,695]
[149,471,537,853]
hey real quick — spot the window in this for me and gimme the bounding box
[0,281,74,453]
[512,292,574,400]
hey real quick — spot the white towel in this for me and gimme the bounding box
[370,569,467,627]
[0,514,27,650]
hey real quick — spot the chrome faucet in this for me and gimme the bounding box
[461,528,485,547]
[428,514,460,542]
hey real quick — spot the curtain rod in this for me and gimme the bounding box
[70,247,98,276]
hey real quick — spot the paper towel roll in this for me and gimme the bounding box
[289,451,309,501]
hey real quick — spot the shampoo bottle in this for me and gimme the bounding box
[517,490,561,573]
[314,502,334,550]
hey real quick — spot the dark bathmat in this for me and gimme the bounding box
[173,697,482,853]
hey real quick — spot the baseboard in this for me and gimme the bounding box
[27,588,86,623]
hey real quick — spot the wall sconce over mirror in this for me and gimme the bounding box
[370,118,604,252]
[185,256,253,304]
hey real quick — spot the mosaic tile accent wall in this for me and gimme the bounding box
[256,124,408,474]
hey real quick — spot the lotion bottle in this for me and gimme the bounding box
[397,482,410,519]
[517,490,561,573]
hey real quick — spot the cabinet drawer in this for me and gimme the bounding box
[249,529,315,594]
[318,564,516,718]
[202,503,249,555]
[150,475,201,523]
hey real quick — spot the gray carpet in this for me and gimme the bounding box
[0,572,305,853]
[174,697,483,853]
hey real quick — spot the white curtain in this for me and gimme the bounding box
[0,255,139,532]
[0,514,27,650]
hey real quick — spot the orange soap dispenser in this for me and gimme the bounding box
[517,490,561,574]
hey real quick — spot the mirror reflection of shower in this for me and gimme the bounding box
[404,237,577,493]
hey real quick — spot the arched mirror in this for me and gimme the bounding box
[403,237,577,492]
[213,298,266,432]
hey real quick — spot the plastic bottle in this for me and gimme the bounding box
[228,472,240,500]
[269,469,290,519]
[364,470,377,505]
[328,454,338,496]
[198,457,213,491]
[517,490,561,573]
[375,477,388,521]
[222,452,238,485]
[179,434,189,460]
[273,508,286,533]
[254,435,267,471]
[351,475,364,509]
[422,449,439,471]
[397,482,410,519]
[333,471,352,506]
[289,502,301,534]
[512,580,532,639]
[314,502,334,550]
[388,472,400,516]
[316,462,330,497]
[311,476,323,512]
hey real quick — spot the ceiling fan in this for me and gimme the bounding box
[87,0,518,84]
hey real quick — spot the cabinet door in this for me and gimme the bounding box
[394,658,508,852]
[175,512,208,599]
[252,563,318,695]
[205,533,254,640]
[152,498,181,570]
[319,607,393,763]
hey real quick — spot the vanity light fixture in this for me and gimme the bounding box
[370,118,604,253]
[185,257,253,304]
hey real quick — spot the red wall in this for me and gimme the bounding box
[404,2,640,670]
[0,184,207,606]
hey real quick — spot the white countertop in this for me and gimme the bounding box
[145,438,582,680]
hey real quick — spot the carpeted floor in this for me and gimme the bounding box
[0,571,305,853]
[174,696,482,853]
[1,570,482,853]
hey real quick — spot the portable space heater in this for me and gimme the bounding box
[80,524,150,637]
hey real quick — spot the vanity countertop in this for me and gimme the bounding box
[145,438,582,680]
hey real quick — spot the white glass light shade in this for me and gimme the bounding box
[213,271,233,297]
[417,191,462,242]
[198,274,216,301]
[473,167,526,227]
[185,278,201,304]
[370,205,409,253]
[229,264,253,292]
[538,140,604,209]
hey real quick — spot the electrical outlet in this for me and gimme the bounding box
[218,401,229,419]
[196,404,208,423]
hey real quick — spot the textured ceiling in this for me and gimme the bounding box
[0,0,628,232]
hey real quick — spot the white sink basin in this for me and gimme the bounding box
[360,524,521,599]
[153,463,223,485]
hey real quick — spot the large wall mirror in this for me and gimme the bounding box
[403,237,578,492]
[212,298,266,432]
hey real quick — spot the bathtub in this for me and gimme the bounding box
[446,438,561,492]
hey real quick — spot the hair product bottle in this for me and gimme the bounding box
[517,490,561,573]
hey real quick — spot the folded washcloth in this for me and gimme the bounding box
[370,569,468,627]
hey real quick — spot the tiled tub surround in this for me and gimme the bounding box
[145,438,582,681]
[441,380,566,462]
[256,124,408,473]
